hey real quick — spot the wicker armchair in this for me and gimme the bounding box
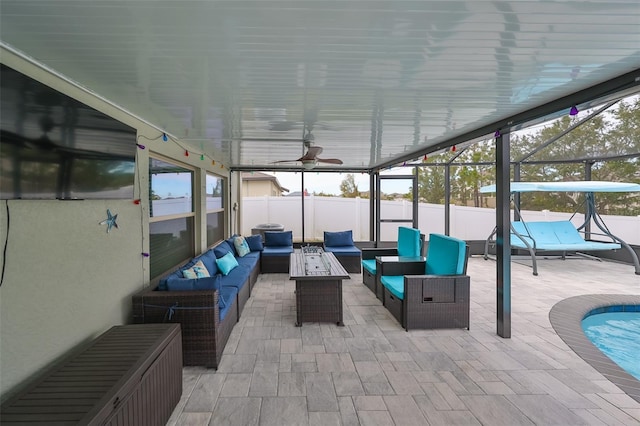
[379,233,470,331]
[361,227,424,294]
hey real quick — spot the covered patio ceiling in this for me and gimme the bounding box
[1,1,639,172]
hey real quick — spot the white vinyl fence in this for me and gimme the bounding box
[241,195,640,244]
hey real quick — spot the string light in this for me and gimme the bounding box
[162,133,168,142]
[141,252,150,257]
[569,106,579,116]
[423,154,428,162]
[184,150,189,157]
[494,130,501,138]
[133,199,141,205]
[136,143,145,149]
[200,154,205,160]
[451,145,456,152]
[212,160,216,166]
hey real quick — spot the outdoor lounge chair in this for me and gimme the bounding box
[323,230,362,273]
[361,227,424,294]
[379,233,470,331]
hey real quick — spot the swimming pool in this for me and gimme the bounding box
[582,311,640,381]
[549,295,640,403]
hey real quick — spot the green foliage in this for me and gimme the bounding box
[339,174,359,198]
[413,98,640,215]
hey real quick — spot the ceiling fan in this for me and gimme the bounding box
[273,139,343,169]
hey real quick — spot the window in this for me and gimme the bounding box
[206,173,225,247]
[149,157,195,278]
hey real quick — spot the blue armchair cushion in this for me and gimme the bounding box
[324,230,354,247]
[245,234,264,251]
[262,246,294,256]
[213,240,234,258]
[165,274,221,292]
[425,234,466,275]
[398,227,421,257]
[216,251,240,275]
[264,230,292,247]
[380,275,405,300]
[362,259,376,275]
[233,236,251,257]
[324,245,361,256]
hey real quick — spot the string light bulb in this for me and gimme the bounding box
[162,133,168,142]
[200,154,205,160]
[136,143,145,149]
[569,106,579,116]
[494,130,501,138]
[184,150,189,157]
[451,145,456,152]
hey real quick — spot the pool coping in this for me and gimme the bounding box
[549,294,640,403]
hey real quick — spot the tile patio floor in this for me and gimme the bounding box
[168,255,640,426]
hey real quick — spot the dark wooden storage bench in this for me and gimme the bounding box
[1,323,182,426]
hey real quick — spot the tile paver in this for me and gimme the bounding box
[171,257,640,425]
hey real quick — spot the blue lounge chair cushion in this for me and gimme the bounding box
[264,230,293,247]
[324,245,361,256]
[324,230,354,247]
[262,246,294,256]
[245,234,264,251]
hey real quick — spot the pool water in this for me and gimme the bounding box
[582,312,640,381]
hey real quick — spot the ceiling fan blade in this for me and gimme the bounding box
[316,158,343,165]
[304,146,323,159]
[271,159,302,164]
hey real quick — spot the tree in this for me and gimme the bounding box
[339,174,359,198]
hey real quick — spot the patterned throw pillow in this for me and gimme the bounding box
[182,260,210,279]
[234,236,250,257]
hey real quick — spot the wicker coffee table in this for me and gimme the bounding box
[290,246,350,326]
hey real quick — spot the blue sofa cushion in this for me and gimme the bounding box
[262,246,294,256]
[165,274,221,292]
[216,251,239,275]
[158,258,197,291]
[425,234,466,275]
[324,230,353,247]
[219,264,251,289]
[219,286,238,320]
[198,249,219,276]
[264,230,292,247]
[226,236,239,256]
[237,252,260,270]
[214,241,234,258]
[245,234,264,251]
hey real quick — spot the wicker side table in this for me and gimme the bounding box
[290,248,349,326]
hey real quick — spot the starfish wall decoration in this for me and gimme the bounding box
[100,209,119,233]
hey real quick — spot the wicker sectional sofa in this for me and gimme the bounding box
[132,235,262,368]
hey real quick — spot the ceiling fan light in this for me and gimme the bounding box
[302,160,317,170]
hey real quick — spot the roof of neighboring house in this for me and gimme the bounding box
[241,172,289,193]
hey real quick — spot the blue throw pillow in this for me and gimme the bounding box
[264,230,292,247]
[216,251,239,275]
[233,236,251,257]
[246,234,264,251]
[324,230,353,247]
[226,235,239,256]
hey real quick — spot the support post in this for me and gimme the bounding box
[513,163,521,222]
[445,165,451,235]
[496,132,511,338]
[584,161,593,239]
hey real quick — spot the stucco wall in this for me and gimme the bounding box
[0,50,229,400]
